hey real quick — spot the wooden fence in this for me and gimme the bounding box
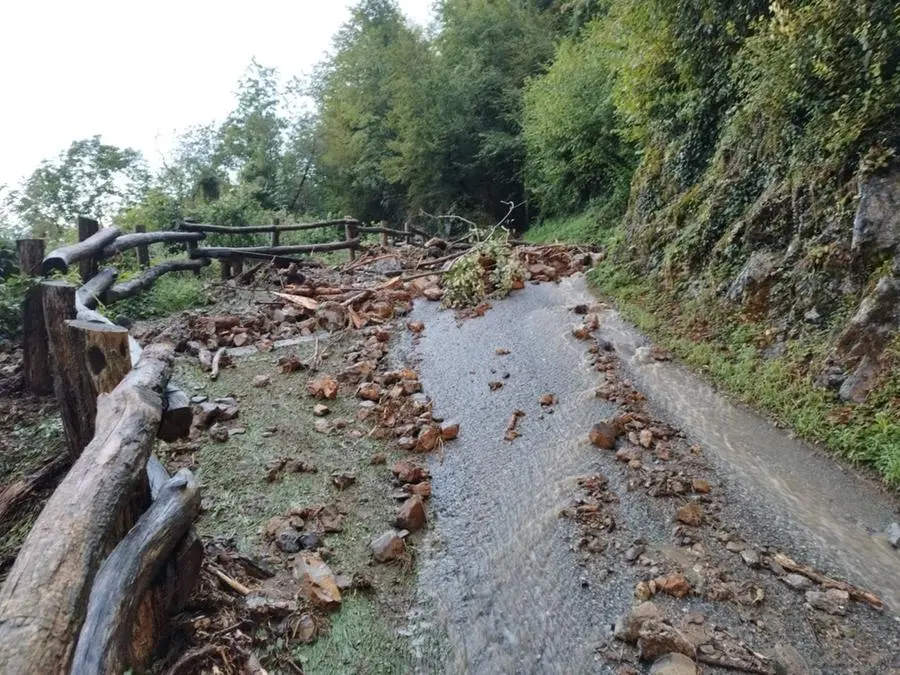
[1,217,202,674]
[0,213,429,673]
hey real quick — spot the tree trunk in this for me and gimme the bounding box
[77,217,100,283]
[70,469,200,675]
[0,344,174,675]
[194,237,361,258]
[42,227,120,276]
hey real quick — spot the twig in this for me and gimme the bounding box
[211,566,250,596]
[415,249,469,271]
[209,347,226,380]
[0,453,70,522]
[402,270,447,282]
[209,621,245,640]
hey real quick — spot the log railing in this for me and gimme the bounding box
[1,217,202,673]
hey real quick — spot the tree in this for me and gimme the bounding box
[4,137,148,239]
[316,0,426,222]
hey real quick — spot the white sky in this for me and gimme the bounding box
[0,0,433,188]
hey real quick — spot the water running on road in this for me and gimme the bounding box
[407,275,900,673]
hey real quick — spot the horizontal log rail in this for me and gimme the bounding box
[77,268,118,310]
[102,231,205,257]
[106,258,211,303]
[42,227,122,276]
[191,237,362,258]
[179,218,359,234]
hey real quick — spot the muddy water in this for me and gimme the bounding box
[596,309,900,611]
[407,275,900,674]
[408,279,631,674]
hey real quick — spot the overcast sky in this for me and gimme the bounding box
[0,0,433,188]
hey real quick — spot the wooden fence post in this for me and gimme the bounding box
[18,239,53,395]
[271,217,281,247]
[134,225,150,269]
[16,239,44,277]
[42,281,132,458]
[404,221,412,245]
[220,259,232,280]
[380,220,389,248]
[345,218,359,261]
[77,216,100,283]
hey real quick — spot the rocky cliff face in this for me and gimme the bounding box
[627,165,900,403]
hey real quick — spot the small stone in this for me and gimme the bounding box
[190,395,208,404]
[314,419,331,434]
[415,425,442,452]
[313,404,331,417]
[396,495,426,533]
[441,423,460,440]
[228,427,246,436]
[639,429,654,448]
[298,533,321,550]
[771,643,811,675]
[726,541,745,553]
[691,479,711,494]
[613,601,662,644]
[635,581,653,601]
[423,286,443,301]
[624,545,645,563]
[589,421,618,449]
[370,453,387,465]
[741,549,761,567]
[805,588,850,615]
[405,481,432,498]
[539,393,557,407]
[655,573,692,599]
[293,552,341,611]
[252,375,271,388]
[397,436,417,451]
[649,653,699,675]
[676,502,703,527]
[370,530,406,562]
[356,382,381,402]
[887,522,900,548]
[275,529,302,553]
[392,461,429,484]
[782,573,813,591]
[208,424,229,443]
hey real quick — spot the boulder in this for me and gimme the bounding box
[852,169,900,257]
[293,552,341,611]
[370,530,407,562]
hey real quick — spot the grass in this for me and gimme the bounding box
[171,344,414,673]
[109,270,209,321]
[588,260,900,486]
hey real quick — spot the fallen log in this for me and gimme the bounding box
[70,469,201,675]
[0,344,174,674]
[76,268,118,309]
[179,219,358,234]
[0,453,70,523]
[102,231,205,258]
[105,258,211,303]
[42,227,121,276]
[193,238,361,258]
[770,552,883,609]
